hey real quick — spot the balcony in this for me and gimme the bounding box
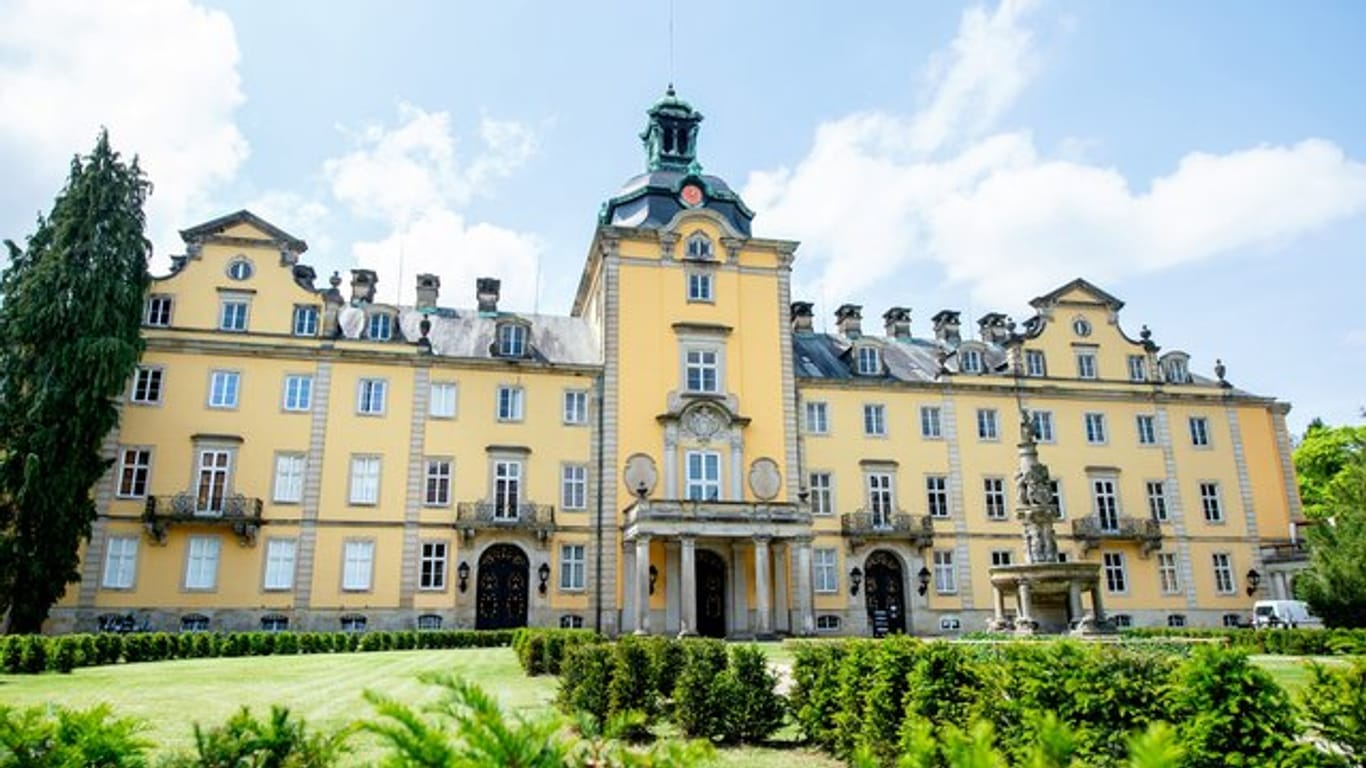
[1259,539,1309,565]
[1071,516,1163,557]
[142,493,263,546]
[840,510,935,552]
[455,501,555,544]
[623,499,810,539]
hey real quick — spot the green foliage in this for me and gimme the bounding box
[671,638,730,741]
[644,635,684,700]
[161,705,350,768]
[1293,420,1366,520]
[1295,502,1366,628]
[785,640,847,748]
[1298,660,1366,763]
[0,702,150,766]
[857,635,924,764]
[569,709,716,767]
[830,640,879,758]
[558,642,615,723]
[1166,644,1300,767]
[714,644,785,744]
[2,636,23,673]
[1123,722,1183,768]
[608,636,658,727]
[0,130,154,633]
[1121,627,1366,655]
[20,635,47,674]
[512,627,600,675]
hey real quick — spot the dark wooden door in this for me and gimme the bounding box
[695,549,727,638]
[864,550,906,636]
[476,544,529,630]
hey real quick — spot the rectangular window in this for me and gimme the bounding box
[1146,481,1168,522]
[424,459,452,507]
[1031,411,1055,443]
[808,472,833,515]
[497,324,527,356]
[1136,414,1157,445]
[977,408,999,440]
[561,465,588,510]
[219,300,248,332]
[496,385,524,421]
[560,544,586,590]
[1158,552,1181,594]
[685,451,721,501]
[687,272,713,302]
[1025,349,1047,377]
[117,448,151,498]
[430,382,458,418]
[926,475,949,518]
[1085,412,1107,444]
[273,453,305,504]
[208,371,240,409]
[813,548,838,593]
[263,539,296,590]
[685,349,720,393]
[494,460,522,518]
[863,404,887,436]
[195,449,231,515]
[145,295,173,327]
[1212,553,1235,594]
[420,541,447,590]
[1168,614,1187,628]
[368,313,393,341]
[342,540,375,591]
[804,401,829,434]
[1093,478,1119,531]
[960,348,982,373]
[102,536,138,589]
[920,406,942,439]
[131,366,163,404]
[349,456,381,505]
[185,536,221,590]
[990,550,1014,567]
[1102,551,1127,593]
[292,305,319,336]
[866,472,894,527]
[283,375,313,412]
[1128,355,1148,382]
[1076,351,1097,380]
[933,550,956,593]
[1050,479,1065,519]
[563,390,588,425]
[357,378,387,415]
[984,477,1007,520]
[1189,417,1211,447]
[856,346,881,375]
[1200,482,1223,523]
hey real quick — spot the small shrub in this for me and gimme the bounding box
[53,636,80,673]
[787,640,847,748]
[1299,660,1366,764]
[672,638,730,741]
[161,705,350,768]
[607,636,657,723]
[558,643,614,723]
[1167,644,1301,767]
[0,703,150,766]
[857,634,923,762]
[2,636,24,673]
[20,635,47,674]
[716,644,785,744]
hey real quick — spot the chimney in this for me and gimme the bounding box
[883,307,912,340]
[931,310,961,345]
[835,304,863,338]
[476,277,501,315]
[977,312,1010,344]
[416,273,441,311]
[350,269,377,304]
[790,301,814,334]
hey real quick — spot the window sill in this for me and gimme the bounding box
[356,411,388,418]
[271,500,302,506]
[261,587,293,593]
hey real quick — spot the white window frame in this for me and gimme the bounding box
[1136,414,1157,446]
[687,271,714,303]
[1158,552,1181,594]
[145,295,173,327]
[349,455,381,506]
[1189,416,1211,447]
[185,536,221,591]
[430,382,459,419]
[283,374,313,412]
[685,451,721,501]
[272,453,306,504]
[960,347,982,374]
[420,541,448,591]
[493,460,523,518]
[561,464,588,510]
[342,539,375,591]
[856,346,881,376]
[808,472,833,515]
[926,475,949,518]
[1200,482,1223,523]
[102,536,138,589]
[804,401,829,435]
[1084,412,1107,445]
[263,538,297,591]
[1031,410,1055,443]
[208,370,240,409]
[933,550,957,594]
[1025,349,1047,377]
[863,404,887,437]
[1146,481,1168,522]
[990,550,1014,567]
[367,313,393,341]
[1128,355,1148,382]
[496,385,525,422]
[813,548,838,593]
[684,348,720,393]
[1076,350,1097,380]
[1212,552,1236,595]
[920,406,942,439]
[1102,551,1128,594]
[977,408,999,441]
[424,459,452,507]
[497,323,528,357]
[117,448,152,499]
[195,449,232,516]
[357,378,388,416]
[219,299,249,332]
[866,472,894,527]
[560,544,586,591]
[131,366,164,404]
[292,305,319,336]
[984,477,1007,520]
[562,390,588,425]
[1092,478,1120,531]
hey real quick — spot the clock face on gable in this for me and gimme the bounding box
[679,184,704,207]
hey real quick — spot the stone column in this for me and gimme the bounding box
[680,536,697,636]
[773,542,790,634]
[664,541,681,634]
[1090,583,1107,623]
[731,542,749,636]
[992,585,1007,622]
[754,536,773,637]
[1018,580,1034,620]
[634,535,652,634]
[1067,581,1083,625]
[794,538,814,635]
[622,542,636,633]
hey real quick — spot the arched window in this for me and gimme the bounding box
[417,614,443,631]
[260,614,289,632]
[686,233,713,260]
[340,613,367,632]
[180,614,210,632]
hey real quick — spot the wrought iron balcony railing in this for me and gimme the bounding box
[840,510,935,551]
[1071,516,1163,557]
[455,501,555,543]
[142,493,263,546]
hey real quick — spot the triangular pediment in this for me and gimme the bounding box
[179,209,307,254]
[1029,278,1124,311]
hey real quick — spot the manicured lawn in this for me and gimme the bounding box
[1250,653,1355,696]
[0,644,838,766]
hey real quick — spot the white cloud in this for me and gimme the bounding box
[243,191,333,259]
[744,0,1366,312]
[325,103,543,308]
[0,0,248,261]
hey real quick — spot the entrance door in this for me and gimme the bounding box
[475,544,529,630]
[695,549,727,638]
[864,550,907,636]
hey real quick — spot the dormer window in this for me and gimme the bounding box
[497,323,528,357]
[856,346,881,376]
[685,233,713,260]
[367,313,392,341]
[960,348,983,374]
[1163,355,1191,384]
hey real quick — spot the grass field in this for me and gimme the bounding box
[0,644,837,767]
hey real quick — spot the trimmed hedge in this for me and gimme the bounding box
[510,627,601,675]
[0,628,515,675]
[1121,627,1366,655]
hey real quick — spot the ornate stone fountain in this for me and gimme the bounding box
[987,412,1113,635]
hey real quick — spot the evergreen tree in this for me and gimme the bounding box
[0,130,151,633]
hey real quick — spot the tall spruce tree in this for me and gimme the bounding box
[0,130,151,633]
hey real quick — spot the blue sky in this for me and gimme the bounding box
[1,1,1364,433]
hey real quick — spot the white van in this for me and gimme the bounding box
[1251,600,1322,629]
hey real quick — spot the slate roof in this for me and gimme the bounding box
[600,170,754,237]
[394,308,600,367]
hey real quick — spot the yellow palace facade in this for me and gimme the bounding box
[51,91,1305,636]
